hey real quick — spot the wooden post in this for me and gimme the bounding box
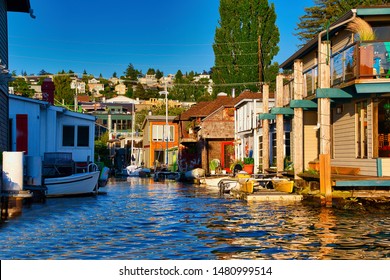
[276,74,284,173]
[293,59,304,179]
[319,41,332,207]
[262,84,270,172]
[320,154,332,207]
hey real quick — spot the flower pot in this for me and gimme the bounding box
[243,164,254,174]
[210,170,216,175]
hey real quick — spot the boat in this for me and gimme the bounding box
[44,170,100,197]
[272,179,294,193]
[98,166,110,188]
[184,168,205,180]
[199,176,231,187]
[153,170,181,181]
[124,165,151,177]
[200,176,240,193]
[218,178,240,193]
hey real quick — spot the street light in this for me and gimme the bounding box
[159,86,169,166]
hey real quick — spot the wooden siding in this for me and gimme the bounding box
[0,0,9,152]
[331,158,378,176]
[381,158,390,176]
[302,51,317,71]
[332,101,378,176]
[303,111,319,169]
[333,102,356,158]
[331,30,353,53]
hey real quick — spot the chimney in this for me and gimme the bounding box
[232,88,235,98]
[41,78,55,105]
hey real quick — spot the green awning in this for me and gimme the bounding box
[258,113,276,120]
[270,107,294,115]
[355,83,390,94]
[316,88,352,98]
[357,8,390,16]
[290,100,317,108]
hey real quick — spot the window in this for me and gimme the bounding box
[63,125,75,146]
[356,101,368,158]
[77,126,89,147]
[62,125,90,147]
[152,125,174,142]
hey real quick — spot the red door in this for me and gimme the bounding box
[16,114,28,154]
[221,141,234,171]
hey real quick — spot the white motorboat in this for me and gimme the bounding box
[44,171,100,197]
[200,176,240,193]
[124,165,151,177]
[199,176,231,187]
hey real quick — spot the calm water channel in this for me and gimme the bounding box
[0,177,389,260]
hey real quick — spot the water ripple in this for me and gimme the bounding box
[1,178,390,259]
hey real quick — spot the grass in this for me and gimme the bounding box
[347,17,376,41]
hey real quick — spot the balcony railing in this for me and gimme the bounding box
[332,41,390,86]
[284,41,390,99]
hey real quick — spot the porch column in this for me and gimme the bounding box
[276,74,284,173]
[262,84,270,172]
[318,41,332,207]
[253,99,259,173]
[293,59,304,179]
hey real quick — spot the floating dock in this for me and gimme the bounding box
[231,188,303,202]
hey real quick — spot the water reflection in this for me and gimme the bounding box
[0,177,389,260]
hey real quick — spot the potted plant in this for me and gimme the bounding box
[230,160,244,174]
[243,157,254,174]
[209,159,219,175]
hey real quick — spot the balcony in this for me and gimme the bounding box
[331,41,390,87]
[287,41,390,99]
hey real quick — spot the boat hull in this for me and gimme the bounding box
[44,171,100,197]
[184,168,205,179]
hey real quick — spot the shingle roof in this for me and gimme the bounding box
[175,90,277,122]
[175,96,234,121]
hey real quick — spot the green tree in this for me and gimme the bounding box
[155,69,164,80]
[212,0,280,95]
[146,68,156,75]
[295,0,388,44]
[53,74,73,105]
[124,63,141,81]
[9,77,35,97]
[133,83,147,99]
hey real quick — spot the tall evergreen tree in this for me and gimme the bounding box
[53,74,73,105]
[212,0,280,95]
[296,0,388,44]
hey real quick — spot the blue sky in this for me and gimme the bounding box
[7,0,314,78]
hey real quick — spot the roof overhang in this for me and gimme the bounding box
[258,113,276,120]
[270,107,294,115]
[355,82,390,94]
[290,99,318,108]
[6,0,31,13]
[316,88,353,99]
